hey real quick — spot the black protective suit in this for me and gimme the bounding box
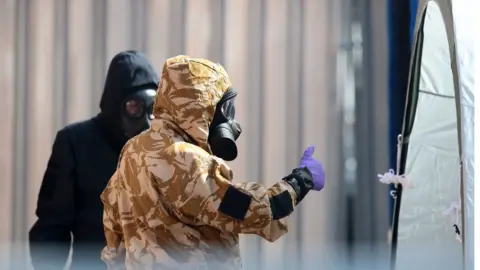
[29,51,159,270]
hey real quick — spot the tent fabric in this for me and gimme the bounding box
[395,3,462,268]
[450,0,475,267]
[392,0,475,269]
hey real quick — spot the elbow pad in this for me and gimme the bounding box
[282,167,314,204]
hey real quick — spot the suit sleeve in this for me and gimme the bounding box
[156,148,312,242]
[29,129,75,270]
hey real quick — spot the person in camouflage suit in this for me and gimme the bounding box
[101,55,326,269]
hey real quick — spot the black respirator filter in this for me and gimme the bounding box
[208,88,242,161]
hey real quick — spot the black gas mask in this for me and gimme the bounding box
[120,89,156,138]
[208,88,242,161]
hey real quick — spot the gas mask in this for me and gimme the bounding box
[120,89,156,138]
[208,88,242,161]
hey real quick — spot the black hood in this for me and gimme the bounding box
[95,50,159,152]
[99,50,159,114]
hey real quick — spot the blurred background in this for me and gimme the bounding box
[0,0,413,269]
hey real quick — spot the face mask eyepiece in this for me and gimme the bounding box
[123,89,156,119]
[120,89,156,138]
[124,99,146,118]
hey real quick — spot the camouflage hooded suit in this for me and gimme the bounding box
[101,55,303,269]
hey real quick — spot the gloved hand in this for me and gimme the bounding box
[298,146,325,191]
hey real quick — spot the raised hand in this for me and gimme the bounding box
[298,146,326,191]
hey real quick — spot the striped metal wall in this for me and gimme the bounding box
[0,0,389,269]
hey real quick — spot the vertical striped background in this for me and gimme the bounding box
[0,0,390,269]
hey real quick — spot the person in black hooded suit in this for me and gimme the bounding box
[29,50,159,270]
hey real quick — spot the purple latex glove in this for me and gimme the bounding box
[298,146,326,191]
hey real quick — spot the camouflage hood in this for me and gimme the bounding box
[152,55,232,151]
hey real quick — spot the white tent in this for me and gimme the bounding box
[390,0,475,270]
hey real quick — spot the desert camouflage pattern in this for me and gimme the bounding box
[101,55,298,269]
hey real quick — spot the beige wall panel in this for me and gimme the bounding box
[106,0,132,62]
[26,0,56,229]
[300,0,341,268]
[66,0,94,123]
[185,0,212,58]
[0,0,390,268]
[146,0,171,73]
[0,0,15,267]
[223,0,248,191]
[222,0,253,266]
[259,0,289,268]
